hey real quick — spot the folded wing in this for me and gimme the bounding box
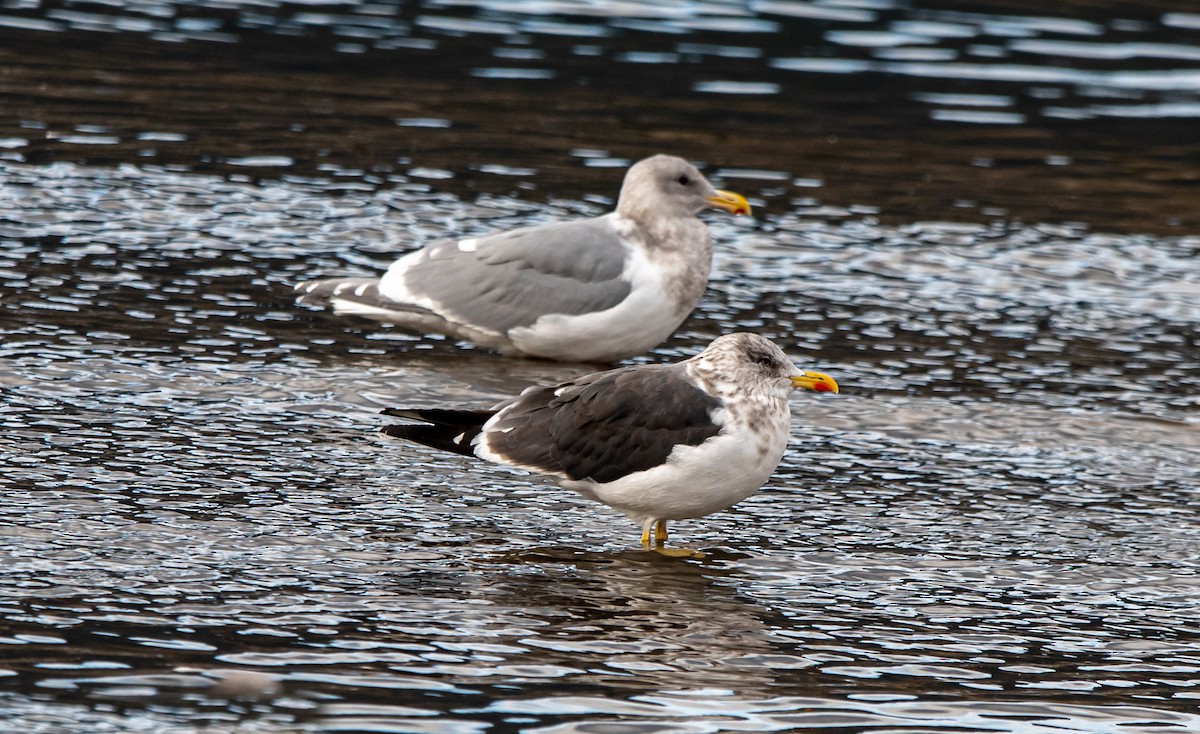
[481,365,723,484]
[383,216,635,335]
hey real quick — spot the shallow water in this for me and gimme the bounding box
[3,1,1200,732]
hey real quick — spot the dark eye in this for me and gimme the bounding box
[752,352,774,367]
[677,175,691,186]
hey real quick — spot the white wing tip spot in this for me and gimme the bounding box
[458,238,478,253]
[354,283,370,297]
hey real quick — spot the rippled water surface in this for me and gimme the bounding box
[3,1,1200,732]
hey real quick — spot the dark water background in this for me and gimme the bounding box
[2,0,1200,732]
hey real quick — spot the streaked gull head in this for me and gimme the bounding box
[687,333,839,401]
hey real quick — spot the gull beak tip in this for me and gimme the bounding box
[707,190,752,216]
[791,370,839,394]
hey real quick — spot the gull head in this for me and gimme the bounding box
[690,333,839,398]
[618,154,751,221]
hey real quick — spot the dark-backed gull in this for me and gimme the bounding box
[295,155,751,362]
[381,333,838,549]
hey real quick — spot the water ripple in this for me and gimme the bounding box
[2,162,1198,734]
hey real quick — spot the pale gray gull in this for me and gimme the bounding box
[295,154,751,362]
[380,333,838,551]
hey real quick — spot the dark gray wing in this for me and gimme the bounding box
[397,217,634,333]
[484,365,722,484]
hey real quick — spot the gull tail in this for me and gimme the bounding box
[380,407,495,457]
[294,277,436,322]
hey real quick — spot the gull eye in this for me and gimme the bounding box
[752,352,774,367]
[677,175,691,186]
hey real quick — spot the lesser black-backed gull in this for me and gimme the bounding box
[381,333,838,549]
[295,155,751,362]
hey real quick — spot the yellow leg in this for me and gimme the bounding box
[641,519,702,558]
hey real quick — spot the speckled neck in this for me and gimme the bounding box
[611,213,712,316]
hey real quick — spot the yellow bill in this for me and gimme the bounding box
[790,370,839,394]
[706,189,752,216]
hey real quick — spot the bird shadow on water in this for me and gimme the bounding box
[440,545,808,695]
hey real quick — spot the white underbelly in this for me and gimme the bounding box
[563,425,789,523]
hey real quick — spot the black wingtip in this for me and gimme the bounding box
[381,407,423,420]
[380,407,495,426]
[380,420,482,457]
[378,407,495,457]
[379,423,420,440]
